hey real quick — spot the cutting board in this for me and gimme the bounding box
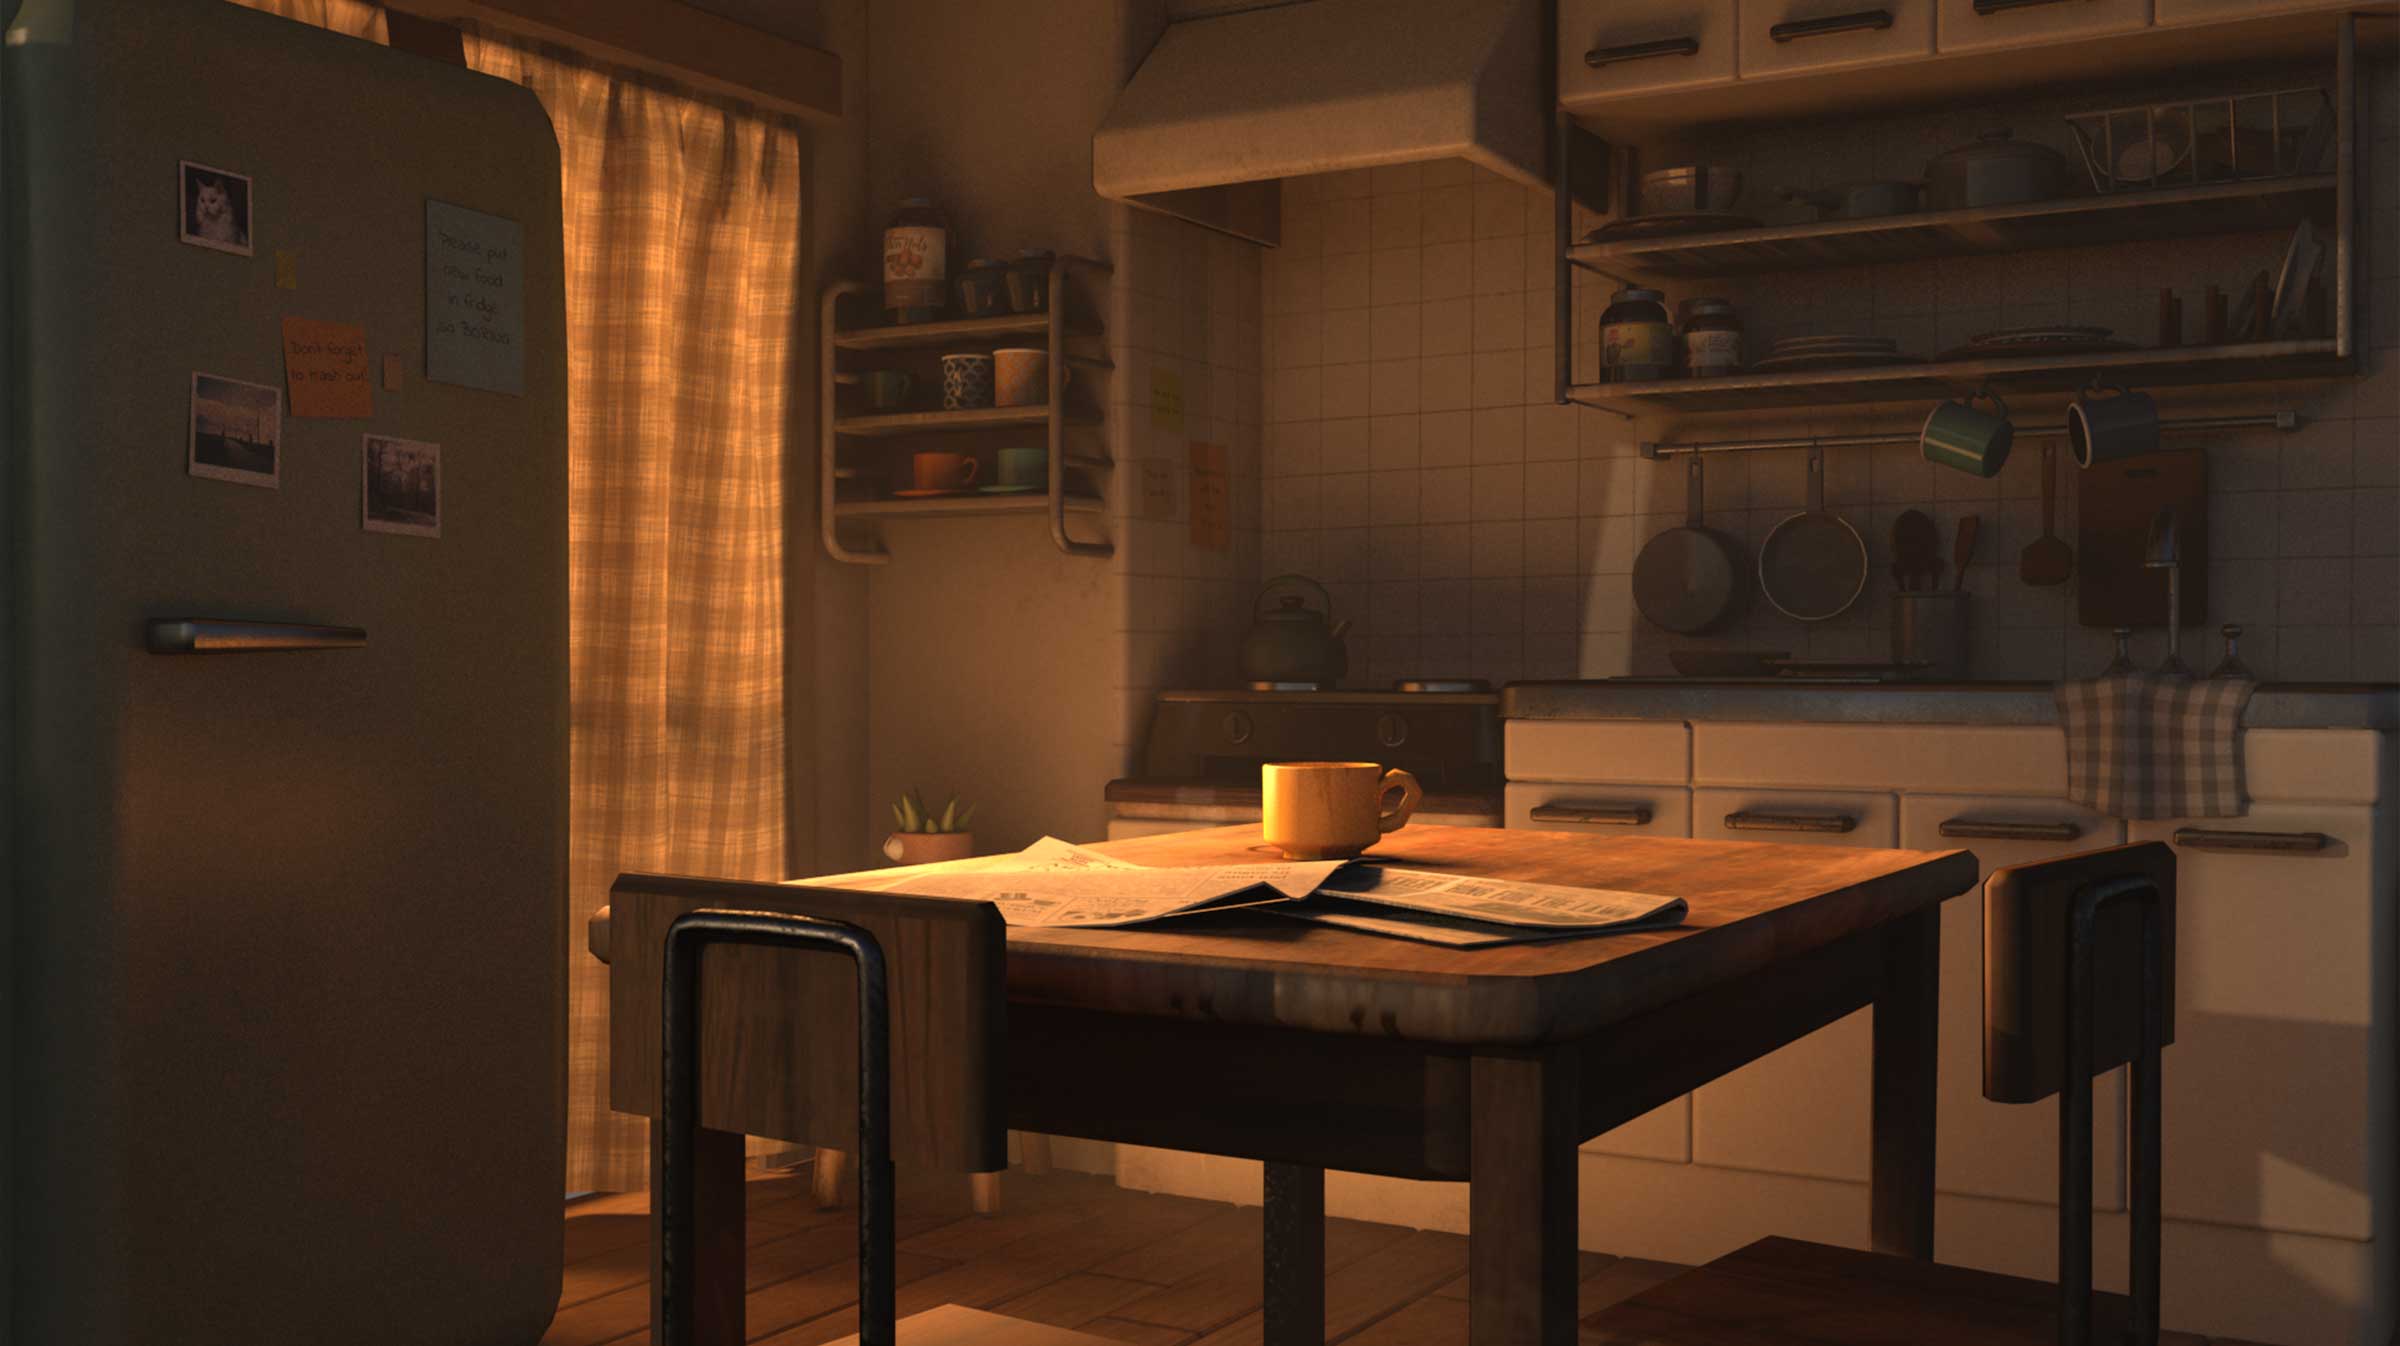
[2077,450,2207,628]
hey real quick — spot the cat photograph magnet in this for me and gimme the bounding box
[179,160,252,256]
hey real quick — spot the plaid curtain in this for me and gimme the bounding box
[227,0,799,1194]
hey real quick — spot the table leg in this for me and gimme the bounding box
[1263,1161,1325,1346]
[812,1146,847,1210]
[653,1121,746,1346]
[1469,1050,1577,1346]
[1871,905,1940,1259]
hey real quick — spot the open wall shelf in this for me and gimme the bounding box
[819,255,1114,565]
[1569,339,2348,414]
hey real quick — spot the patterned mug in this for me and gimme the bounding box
[940,353,994,410]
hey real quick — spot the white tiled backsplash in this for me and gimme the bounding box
[1256,64,2399,685]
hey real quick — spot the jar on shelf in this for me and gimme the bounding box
[1679,298,1743,379]
[1600,286,1673,383]
[882,197,948,324]
[956,258,1008,317]
[1006,249,1055,314]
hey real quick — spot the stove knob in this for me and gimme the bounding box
[1376,712,1409,748]
[1222,710,1253,745]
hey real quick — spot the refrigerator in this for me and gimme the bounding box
[3,1,569,1342]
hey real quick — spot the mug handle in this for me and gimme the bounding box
[1970,385,2010,420]
[1377,768,1424,834]
[960,457,981,486]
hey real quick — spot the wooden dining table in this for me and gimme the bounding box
[597,822,1976,1346]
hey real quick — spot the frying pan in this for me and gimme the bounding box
[1757,446,1867,622]
[1632,456,1746,634]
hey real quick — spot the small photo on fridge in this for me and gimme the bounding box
[362,434,440,538]
[189,372,281,487]
[179,161,253,256]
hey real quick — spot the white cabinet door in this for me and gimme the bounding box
[1559,0,1740,109]
[1935,0,2150,54]
[1740,0,1936,79]
[2130,804,2390,1241]
[2155,0,2353,25]
[1507,780,1693,1160]
[1689,788,1899,1182]
[1898,795,2128,1210]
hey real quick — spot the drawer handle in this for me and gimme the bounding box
[147,618,367,654]
[1973,0,2076,12]
[1725,809,1857,835]
[1769,9,1894,42]
[1531,802,1654,827]
[1939,817,2084,842]
[2172,827,2333,854]
[1585,35,1701,68]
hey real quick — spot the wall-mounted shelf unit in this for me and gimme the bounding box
[819,254,1113,565]
[1552,14,2369,419]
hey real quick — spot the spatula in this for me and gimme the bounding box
[2018,442,2074,587]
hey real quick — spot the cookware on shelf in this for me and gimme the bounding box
[1757,446,1867,622]
[1639,164,1743,214]
[1241,574,1350,687]
[1925,129,2074,210]
[1781,180,1922,220]
[1581,211,1760,244]
[1632,456,1747,635]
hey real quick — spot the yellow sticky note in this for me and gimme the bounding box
[281,317,374,419]
[275,251,299,289]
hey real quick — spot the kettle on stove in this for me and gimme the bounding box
[1241,574,1350,687]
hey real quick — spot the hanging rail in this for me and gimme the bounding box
[1638,411,2299,459]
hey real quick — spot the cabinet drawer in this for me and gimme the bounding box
[2131,802,2390,1241]
[2155,0,2351,25]
[1935,0,2151,54]
[1506,782,1692,837]
[1689,788,1895,1182]
[1506,719,1689,785]
[1900,795,2128,1210]
[1740,0,1934,78]
[1560,0,1740,108]
[1693,723,2062,795]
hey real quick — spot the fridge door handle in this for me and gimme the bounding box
[146,619,367,653]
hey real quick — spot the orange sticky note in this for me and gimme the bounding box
[281,317,373,419]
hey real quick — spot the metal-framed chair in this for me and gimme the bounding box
[1583,841,2178,1345]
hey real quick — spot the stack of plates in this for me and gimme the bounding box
[1939,324,2134,362]
[1749,333,1917,373]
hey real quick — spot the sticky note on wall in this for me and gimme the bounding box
[282,317,373,418]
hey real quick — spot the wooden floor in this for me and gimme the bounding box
[541,1162,1683,1345]
[543,1163,2276,1346]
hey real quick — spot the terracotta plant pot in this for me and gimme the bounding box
[883,830,975,865]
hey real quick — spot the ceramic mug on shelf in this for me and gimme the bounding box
[1920,387,2014,478]
[1260,761,1423,861]
[860,369,912,411]
[2067,382,2160,467]
[995,446,1047,490]
[911,450,979,491]
[940,353,994,410]
[994,347,1054,407]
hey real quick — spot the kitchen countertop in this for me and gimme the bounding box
[1501,680,2400,731]
[1104,777,1503,817]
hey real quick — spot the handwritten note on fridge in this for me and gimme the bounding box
[425,199,524,396]
[281,317,373,418]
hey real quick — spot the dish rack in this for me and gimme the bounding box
[2067,85,2333,194]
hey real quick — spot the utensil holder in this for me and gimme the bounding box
[1892,591,1970,677]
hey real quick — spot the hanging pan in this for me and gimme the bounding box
[1757,445,1868,622]
[1632,455,1747,634]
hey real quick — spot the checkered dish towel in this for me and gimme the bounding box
[2055,673,2257,819]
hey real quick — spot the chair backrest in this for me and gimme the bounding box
[1981,841,2177,1105]
[608,873,1009,1173]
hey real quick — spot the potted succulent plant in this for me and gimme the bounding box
[882,788,977,865]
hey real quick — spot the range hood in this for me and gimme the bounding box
[1094,0,1547,246]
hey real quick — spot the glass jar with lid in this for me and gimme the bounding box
[1679,298,1743,379]
[1600,286,1673,383]
[882,197,948,324]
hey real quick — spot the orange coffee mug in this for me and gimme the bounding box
[1260,761,1422,860]
[911,451,979,491]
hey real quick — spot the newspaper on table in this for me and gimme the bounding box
[1271,865,1688,948]
[794,837,1346,929]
